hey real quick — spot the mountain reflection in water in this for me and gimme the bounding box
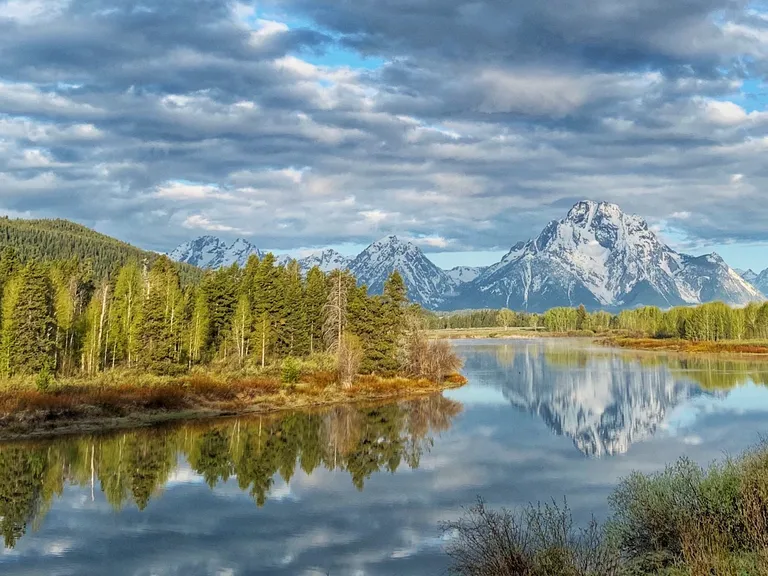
[0,394,461,549]
[460,341,768,457]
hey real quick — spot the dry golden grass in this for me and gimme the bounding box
[0,368,467,439]
[604,337,768,356]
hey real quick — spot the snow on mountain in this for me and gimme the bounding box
[445,265,485,285]
[452,201,764,311]
[297,249,351,273]
[170,236,261,269]
[737,269,759,284]
[739,268,768,296]
[170,201,764,311]
[349,235,455,307]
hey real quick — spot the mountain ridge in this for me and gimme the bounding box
[170,201,764,310]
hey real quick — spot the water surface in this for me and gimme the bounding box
[2,339,768,575]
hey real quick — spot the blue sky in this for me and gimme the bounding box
[2,0,768,270]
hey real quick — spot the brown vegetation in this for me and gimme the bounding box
[0,368,467,441]
[603,337,768,356]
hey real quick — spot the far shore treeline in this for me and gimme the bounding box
[428,301,768,342]
[0,245,457,384]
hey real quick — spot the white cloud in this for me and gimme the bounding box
[182,214,241,233]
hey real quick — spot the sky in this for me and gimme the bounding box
[2,1,768,270]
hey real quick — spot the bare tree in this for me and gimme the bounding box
[323,272,349,353]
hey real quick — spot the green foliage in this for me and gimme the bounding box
[281,356,302,384]
[35,363,53,392]
[0,216,200,284]
[0,228,439,380]
[607,447,768,574]
[1,262,55,376]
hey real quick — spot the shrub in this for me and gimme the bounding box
[35,364,53,393]
[403,329,463,382]
[337,333,362,388]
[281,356,302,385]
[441,498,620,576]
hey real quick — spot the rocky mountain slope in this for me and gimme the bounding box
[169,236,261,269]
[349,236,455,307]
[738,268,768,296]
[451,201,762,311]
[170,201,763,310]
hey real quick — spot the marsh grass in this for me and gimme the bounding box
[445,446,768,576]
[0,362,467,438]
[604,337,768,356]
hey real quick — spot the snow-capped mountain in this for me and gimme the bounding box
[446,265,485,285]
[170,201,764,310]
[170,236,261,268]
[463,341,706,457]
[349,235,455,308]
[171,239,349,274]
[737,269,759,284]
[452,201,763,311]
[739,268,768,296]
[296,249,351,273]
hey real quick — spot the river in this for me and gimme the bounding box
[2,339,768,575]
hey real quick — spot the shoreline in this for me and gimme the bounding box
[430,328,768,359]
[0,375,466,442]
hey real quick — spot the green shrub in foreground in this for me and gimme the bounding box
[444,445,768,576]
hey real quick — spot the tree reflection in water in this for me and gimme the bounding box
[0,394,461,548]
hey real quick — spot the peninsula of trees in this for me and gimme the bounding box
[0,242,463,437]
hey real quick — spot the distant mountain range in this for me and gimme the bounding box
[170,200,764,311]
[736,268,768,297]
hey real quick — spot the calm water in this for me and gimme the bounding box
[3,339,768,575]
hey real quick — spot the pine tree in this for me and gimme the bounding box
[139,257,182,368]
[1,262,55,375]
[304,267,328,355]
[279,260,307,357]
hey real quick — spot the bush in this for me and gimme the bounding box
[403,329,463,382]
[441,498,620,576]
[337,333,362,388]
[281,356,301,385]
[35,364,53,393]
[444,445,768,576]
[607,449,768,574]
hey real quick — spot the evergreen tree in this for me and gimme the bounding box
[304,267,328,354]
[139,257,182,368]
[0,262,55,375]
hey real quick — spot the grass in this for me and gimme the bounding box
[444,445,768,576]
[428,327,557,340]
[0,368,467,440]
[603,337,768,356]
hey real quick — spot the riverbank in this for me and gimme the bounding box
[430,327,768,358]
[600,336,768,356]
[427,327,572,340]
[0,371,467,441]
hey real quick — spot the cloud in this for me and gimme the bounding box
[0,0,767,254]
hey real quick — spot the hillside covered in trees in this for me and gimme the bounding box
[0,216,201,284]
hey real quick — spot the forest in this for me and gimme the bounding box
[429,301,768,342]
[0,245,460,392]
[0,216,201,284]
